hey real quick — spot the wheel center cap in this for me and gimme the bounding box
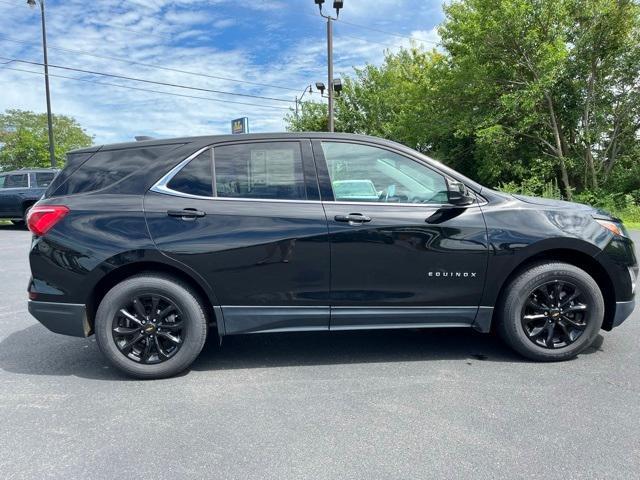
[144,324,157,334]
[550,309,561,319]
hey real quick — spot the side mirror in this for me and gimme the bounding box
[447,179,475,206]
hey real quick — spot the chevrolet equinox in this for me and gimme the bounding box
[26,133,637,378]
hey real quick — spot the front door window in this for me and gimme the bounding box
[321,142,448,204]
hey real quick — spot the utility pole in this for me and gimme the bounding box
[326,16,334,132]
[27,0,56,168]
[314,1,343,132]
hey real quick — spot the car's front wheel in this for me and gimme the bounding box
[497,262,604,361]
[95,274,208,379]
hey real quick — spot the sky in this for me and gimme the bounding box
[0,0,444,144]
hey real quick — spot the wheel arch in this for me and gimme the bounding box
[489,248,616,331]
[86,260,219,333]
[21,199,37,214]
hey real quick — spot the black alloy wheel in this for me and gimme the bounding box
[497,262,604,362]
[112,294,185,364]
[521,280,588,349]
[96,274,208,379]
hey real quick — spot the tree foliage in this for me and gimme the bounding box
[285,0,640,203]
[0,109,93,170]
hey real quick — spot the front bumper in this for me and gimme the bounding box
[28,300,91,337]
[612,299,636,328]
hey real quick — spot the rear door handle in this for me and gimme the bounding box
[334,213,371,223]
[167,208,206,219]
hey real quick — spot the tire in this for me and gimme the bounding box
[497,262,604,361]
[23,205,32,224]
[12,205,32,228]
[95,274,208,379]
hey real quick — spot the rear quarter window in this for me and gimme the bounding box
[51,145,179,197]
[34,172,56,187]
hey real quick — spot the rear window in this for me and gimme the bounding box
[51,145,176,197]
[34,172,56,187]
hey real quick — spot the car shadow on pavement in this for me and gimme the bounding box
[191,328,525,373]
[0,323,605,380]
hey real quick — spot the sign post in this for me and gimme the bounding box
[231,117,249,135]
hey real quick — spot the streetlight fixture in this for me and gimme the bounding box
[332,78,342,96]
[294,84,313,120]
[314,0,344,132]
[27,0,56,168]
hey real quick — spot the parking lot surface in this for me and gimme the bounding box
[0,224,638,479]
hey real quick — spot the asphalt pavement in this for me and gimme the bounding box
[0,223,638,479]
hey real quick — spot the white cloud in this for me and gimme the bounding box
[0,0,444,145]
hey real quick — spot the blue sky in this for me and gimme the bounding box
[0,0,443,144]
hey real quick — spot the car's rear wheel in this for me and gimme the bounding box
[95,274,208,379]
[497,262,604,361]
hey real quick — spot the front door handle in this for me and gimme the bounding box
[334,213,371,223]
[167,208,206,219]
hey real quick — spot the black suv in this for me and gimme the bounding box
[0,168,57,225]
[27,133,637,378]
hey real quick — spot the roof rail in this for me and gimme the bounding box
[134,136,155,142]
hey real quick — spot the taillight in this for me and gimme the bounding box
[27,205,69,236]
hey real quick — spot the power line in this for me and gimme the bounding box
[0,56,295,104]
[302,10,439,46]
[337,18,439,45]
[6,1,439,48]
[336,33,427,49]
[0,34,303,92]
[0,64,291,110]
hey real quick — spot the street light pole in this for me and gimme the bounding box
[326,16,334,132]
[28,0,56,168]
[295,85,313,121]
[315,1,343,132]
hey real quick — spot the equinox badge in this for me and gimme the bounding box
[428,271,477,278]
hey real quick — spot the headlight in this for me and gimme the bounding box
[595,218,628,238]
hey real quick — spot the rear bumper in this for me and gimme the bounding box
[28,300,91,337]
[612,299,636,328]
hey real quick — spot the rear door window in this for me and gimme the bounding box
[213,142,306,200]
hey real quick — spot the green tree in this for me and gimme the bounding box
[285,101,329,132]
[0,109,93,170]
[285,0,640,202]
[439,0,640,199]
